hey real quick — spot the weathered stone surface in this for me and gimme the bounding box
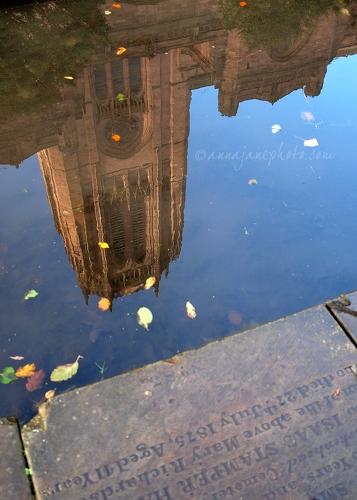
[327,291,357,344]
[0,417,34,499]
[22,305,357,500]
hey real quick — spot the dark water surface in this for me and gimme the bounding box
[1,1,357,423]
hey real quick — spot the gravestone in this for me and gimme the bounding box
[0,417,34,499]
[22,304,357,499]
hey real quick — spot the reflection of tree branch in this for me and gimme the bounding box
[218,0,352,51]
[0,0,109,117]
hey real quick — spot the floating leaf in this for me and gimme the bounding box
[301,111,314,122]
[239,1,247,5]
[64,76,74,80]
[144,277,156,290]
[16,363,36,378]
[137,307,153,330]
[26,369,46,392]
[186,301,196,319]
[45,388,56,400]
[116,47,126,56]
[104,10,112,15]
[24,289,38,300]
[248,179,258,185]
[98,242,110,249]
[112,3,121,7]
[271,124,281,134]
[0,367,18,384]
[333,388,340,399]
[98,298,111,311]
[9,356,24,360]
[165,356,180,364]
[340,7,350,15]
[50,355,83,382]
[116,93,126,102]
[228,310,243,326]
[304,138,319,147]
[111,134,121,142]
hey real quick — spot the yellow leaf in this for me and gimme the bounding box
[104,10,112,15]
[98,298,111,311]
[116,47,126,56]
[15,363,37,378]
[45,388,56,400]
[186,301,196,319]
[144,277,156,290]
[137,307,153,330]
[340,8,350,15]
[64,76,74,80]
[98,242,110,249]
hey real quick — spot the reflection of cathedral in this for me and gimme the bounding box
[38,51,200,301]
[2,1,357,302]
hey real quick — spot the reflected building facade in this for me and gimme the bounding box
[2,0,357,303]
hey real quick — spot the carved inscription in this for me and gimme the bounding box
[40,364,357,499]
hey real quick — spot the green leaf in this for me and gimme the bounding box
[0,366,18,384]
[50,355,83,382]
[116,93,126,102]
[24,289,38,300]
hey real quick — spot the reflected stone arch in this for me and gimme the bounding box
[267,29,313,62]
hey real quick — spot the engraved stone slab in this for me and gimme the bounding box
[0,417,34,499]
[327,291,357,344]
[22,305,357,500]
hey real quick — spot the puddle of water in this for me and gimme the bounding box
[0,2,357,423]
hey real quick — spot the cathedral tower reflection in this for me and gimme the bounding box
[37,50,199,302]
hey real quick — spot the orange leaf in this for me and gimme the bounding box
[16,363,36,378]
[333,388,341,399]
[111,134,121,142]
[98,298,111,311]
[239,1,247,5]
[112,3,121,7]
[116,47,126,56]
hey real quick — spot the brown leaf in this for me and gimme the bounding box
[25,370,46,392]
[165,355,180,364]
[16,363,36,378]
